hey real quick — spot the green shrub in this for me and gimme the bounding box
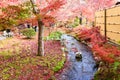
[72,17,80,27]
[94,61,120,80]
[44,31,63,40]
[52,60,65,72]
[21,28,36,38]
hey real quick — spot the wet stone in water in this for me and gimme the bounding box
[75,52,82,61]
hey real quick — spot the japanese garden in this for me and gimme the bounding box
[0,0,120,80]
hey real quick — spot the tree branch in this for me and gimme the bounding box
[30,0,39,14]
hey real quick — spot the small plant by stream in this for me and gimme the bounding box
[43,31,63,40]
[94,61,120,80]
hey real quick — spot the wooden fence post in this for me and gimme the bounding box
[104,9,107,41]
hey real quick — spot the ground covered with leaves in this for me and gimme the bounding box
[0,35,66,80]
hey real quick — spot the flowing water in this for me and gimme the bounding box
[58,34,97,80]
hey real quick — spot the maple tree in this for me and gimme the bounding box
[0,4,31,30]
[30,0,66,56]
[0,0,66,56]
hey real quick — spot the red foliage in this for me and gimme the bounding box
[18,15,56,27]
[40,0,66,27]
[0,0,66,28]
[92,45,114,63]
[42,15,56,27]
[41,0,66,14]
[74,26,120,63]
[75,27,105,46]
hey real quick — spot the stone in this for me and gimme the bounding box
[75,52,82,61]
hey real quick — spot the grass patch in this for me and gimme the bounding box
[0,50,13,56]
[53,60,65,72]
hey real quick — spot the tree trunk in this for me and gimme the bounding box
[37,19,44,56]
[30,0,44,56]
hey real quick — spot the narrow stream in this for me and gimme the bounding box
[58,34,97,80]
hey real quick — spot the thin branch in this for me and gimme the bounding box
[30,0,39,14]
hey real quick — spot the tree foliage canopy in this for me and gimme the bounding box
[0,0,117,23]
